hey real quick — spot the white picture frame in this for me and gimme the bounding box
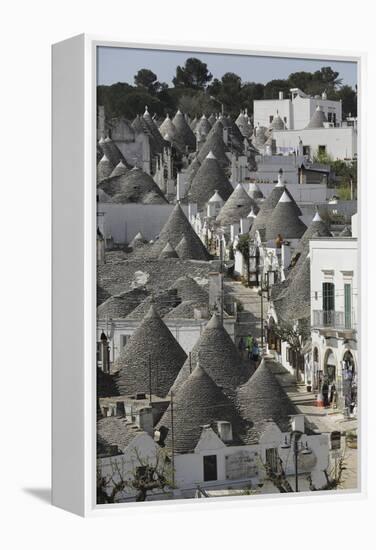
[52,34,366,517]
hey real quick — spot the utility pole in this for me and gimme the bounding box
[170,391,175,487]
[294,436,299,492]
[219,238,224,325]
[149,356,152,405]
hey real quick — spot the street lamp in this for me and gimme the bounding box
[279,431,312,492]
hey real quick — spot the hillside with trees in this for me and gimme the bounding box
[97,58,357,121]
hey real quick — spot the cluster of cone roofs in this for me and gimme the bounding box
[98,306,298,454]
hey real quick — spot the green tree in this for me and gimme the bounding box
[173,58,213,90]
[134,68,163,94]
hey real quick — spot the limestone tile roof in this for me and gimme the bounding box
[98,167,168,205]
[306,105,328,129]
[97,257,213,298]
[265,191,307,241]
[97,417,146,453]
[170,314,248,397]
[114,305,187,397]
[110,160,128,178]
[126,289,180,320]
[172,110,196,151]
[236,359,297,444]
[97,155,114,183]
[195,114,212,138]
[250,182,301,239]
[157,365,245,454]
[273,254,311,322]
[98,137,128,169]
[158,241,179,259]
[157,202,211,259]
[163,299,206,320]
[216,183,259,226]
[291,212,332,263]
[187,152,233,209]
[175,233,210,261]
[196,125,230,169]
[169,275,208,303]
[97,288,149,319]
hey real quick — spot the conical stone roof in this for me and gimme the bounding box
[126,289,180,320]
[270,113,286,130]
[216,183,259,226]
[159,241,179,259]
[99,167,168,204]
[159,114,177,139]
[187,152,233,209]
[99,137,127,169]
[175,232,209,261]
[110,160,128,177]
[250,180,301,239]
[157,202,211,259]
[114,305,187,397]
[169,276,208,303]
[172,110,196,150]
[274,254,311,321]
[171,314,246,396]
[236,359,297,443]
[306,105,328,129]
[97,155,114,183]
[195,114,212,138]
[197,128,230,169]
[129,231,148,248]
[292,212,331,262]
[97,288,149,319]
[157,365,244,454]
[189,116,198,131]
[184,157,201,188]
[265,191,307,240]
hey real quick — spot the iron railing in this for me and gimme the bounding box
[312,310,355,330]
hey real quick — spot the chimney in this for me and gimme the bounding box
[134,406,154,436]
[217,421,233,442]
[100,332,110,373]
[279,91,284,100]
[240,216,251,234]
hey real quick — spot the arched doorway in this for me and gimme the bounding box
[324,349,336,384]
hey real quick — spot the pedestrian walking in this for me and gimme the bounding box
[246,335,253,359]
[252,340,260,362]
[322,379,329,408]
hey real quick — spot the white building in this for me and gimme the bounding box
[254,89,342,130]
[309,215,358,414]
[273,126,357,161]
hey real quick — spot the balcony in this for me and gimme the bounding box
[312,310,356,331]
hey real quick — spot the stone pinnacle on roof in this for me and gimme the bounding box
[114,305,187,398]
[157,364,244,454]
[170,313,247,396]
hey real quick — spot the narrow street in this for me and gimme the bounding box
[224,278,263,341]
[226,277,358,491]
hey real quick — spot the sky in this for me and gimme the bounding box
[97,46,357,89]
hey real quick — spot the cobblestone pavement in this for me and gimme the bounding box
[270,357,359,491]
[224,279,263,340]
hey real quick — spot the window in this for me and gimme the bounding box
[303,145,310,156]
[203,455,218,482]
[269,115,274,123]
[322,282,335,325]
[96,342,101,362]
[318,145,326,155]
[283,116,287,123]
[344,283,352,329]
[120,335,128,349]
[327,112,332,123]
[265,448,279,473]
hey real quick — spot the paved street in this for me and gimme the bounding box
[226,278,358,491]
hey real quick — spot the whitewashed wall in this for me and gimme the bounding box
[97,203,189,244]
[273,127,356,160]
